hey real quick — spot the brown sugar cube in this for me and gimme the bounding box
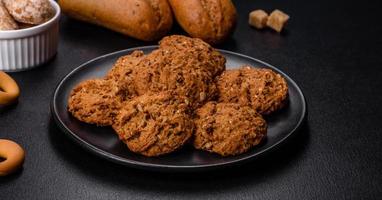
[266,9,290,32]
[249,10,268,29]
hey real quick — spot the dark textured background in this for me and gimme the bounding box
[1,0,381,199]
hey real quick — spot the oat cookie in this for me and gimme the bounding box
[194,102,267,156]
[217,66,288,115]
[0,1,18,30]
[67,79,128,126]
[133,35,226,108]
[105,50,145,98]
[112,92,193,157]
[159,35,226,76]
[3,0,54,25]
[105,50,145,82]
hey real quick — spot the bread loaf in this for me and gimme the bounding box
[168,0,237,45]
[0,1,18,30]
[58,0,173,41]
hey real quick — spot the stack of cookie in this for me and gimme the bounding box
[68,35,288,157]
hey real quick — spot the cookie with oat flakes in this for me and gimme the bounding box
[216,66,288,115]
[67,79,129,126]
[112,92,193,157]
[132,35,225,109]
[193,102,267,156]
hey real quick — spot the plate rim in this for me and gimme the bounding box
[51,46,307,171]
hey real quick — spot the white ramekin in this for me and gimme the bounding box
[0,0,60,72]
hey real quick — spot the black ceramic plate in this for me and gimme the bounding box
[51,46,306,171]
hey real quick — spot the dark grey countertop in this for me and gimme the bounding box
[1,0,381,199]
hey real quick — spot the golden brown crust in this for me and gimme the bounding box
[216,66,288,115]
[168,0,237,44]
[58,0,173,41]
[112,92,193,157]
[146,0,174,38]
[193,102,267,156]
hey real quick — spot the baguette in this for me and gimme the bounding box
[168,0,237,45]
[58,0,173,41]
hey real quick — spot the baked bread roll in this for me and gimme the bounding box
[58,0,173,41]
[168,0,237,45]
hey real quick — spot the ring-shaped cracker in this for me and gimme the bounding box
[0,139,25,176]
[0,71,20,106]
